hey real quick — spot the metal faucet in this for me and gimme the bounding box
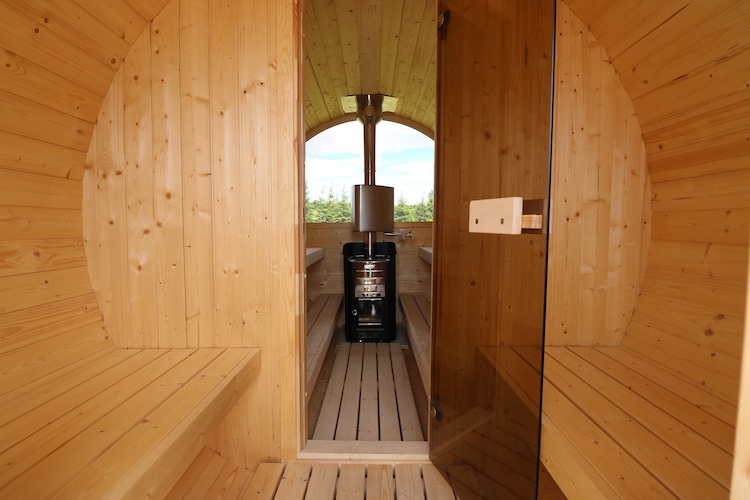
[383,230,414,241]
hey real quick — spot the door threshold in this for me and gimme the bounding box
[298,440,429,463]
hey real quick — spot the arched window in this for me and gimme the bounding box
[305,121,434,223]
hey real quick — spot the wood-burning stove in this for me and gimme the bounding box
[343,241,396,342]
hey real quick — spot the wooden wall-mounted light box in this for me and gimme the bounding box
[469,197,544,235]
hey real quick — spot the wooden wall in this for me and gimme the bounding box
[83,0,302,467]
[562,0,750,403]
[545,3,651,346]
[0,0,748,485]
[0,1,167,360]
[305,222,432,302]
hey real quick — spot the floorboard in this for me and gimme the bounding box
[314,342,424,442]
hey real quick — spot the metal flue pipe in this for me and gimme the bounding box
[356,94,384,187]
[356,94,384,256]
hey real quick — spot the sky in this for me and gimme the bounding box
[305,120,435,205]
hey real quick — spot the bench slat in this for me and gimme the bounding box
[0,348,198,492]
[544,349,727,498]
[313,343,350,440]
[584,347,736,453]
[608,346,737,426]
[306,293,342,399]
[542,381,674,498]
[552,347,731,488]
[377,342,401,441]
[399,293,430,396]
[62,348,260,499]
[391,343,423,441]
[0,347,138,427]
[0,348,159,453]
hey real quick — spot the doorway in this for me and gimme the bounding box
[299,3,556,496]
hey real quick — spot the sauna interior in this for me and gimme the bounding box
[1,0,749,497]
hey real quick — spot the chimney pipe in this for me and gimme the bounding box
[356,94,384,187]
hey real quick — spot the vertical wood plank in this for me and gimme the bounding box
[151,0,187,347]
[180,0,215,348]
[209,0,243,347]
[123,26,157,348]
[95,69,130,346]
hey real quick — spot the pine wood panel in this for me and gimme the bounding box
[0,266,92,314]
[0,293,101,348]
[178,460,457,499]
[0,2,111,96]
[82,0,303,468]
[4,0,132,70]
[0,205,82,240]
[0,169,81,210]
[306,293,343,399]
[179,0,215,347]
[303,0,437,137]
[151,1,187,348]
[0,49,102,123]
[542,346,734,498]
[0,238,86,277]
[0,89,93,152]
[305,222,433,302]
[313,342,423,442]
[546,2,651,346]
[0,346,260,498]
[732,245,750,498]
[399,292,430,396]
[0,131,86,180]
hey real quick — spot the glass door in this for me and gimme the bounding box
[430,0,555,497]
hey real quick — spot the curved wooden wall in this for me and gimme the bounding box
[0,0,747,480]
[83,0,302,466]
[563,0,749,402]
[0,1,166,354]
[546,3,651,346]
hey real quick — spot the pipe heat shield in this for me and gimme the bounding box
[351,184,394,233]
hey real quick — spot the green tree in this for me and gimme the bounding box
[394,194,413,222]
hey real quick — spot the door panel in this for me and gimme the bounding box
[430,1,555,497]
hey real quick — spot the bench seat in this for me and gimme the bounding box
[399,292,431,397]
[306,293,343,402]
[0,317,259,498]
[541,346,735,498]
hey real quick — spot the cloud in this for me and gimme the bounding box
[305,121,434,204]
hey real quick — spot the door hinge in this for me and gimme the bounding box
[438,10,451,40]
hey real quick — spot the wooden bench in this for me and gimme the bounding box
[0,297,260,498]
[541,346,735,498]
[306,293,343,402]
[399,292,431,397]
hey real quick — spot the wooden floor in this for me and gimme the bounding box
[170,446,566,499]
[170,447,474,499]
[313,342,423,442]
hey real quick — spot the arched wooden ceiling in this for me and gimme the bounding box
[303,0,438,138]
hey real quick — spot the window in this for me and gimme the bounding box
[305,120,434,223]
